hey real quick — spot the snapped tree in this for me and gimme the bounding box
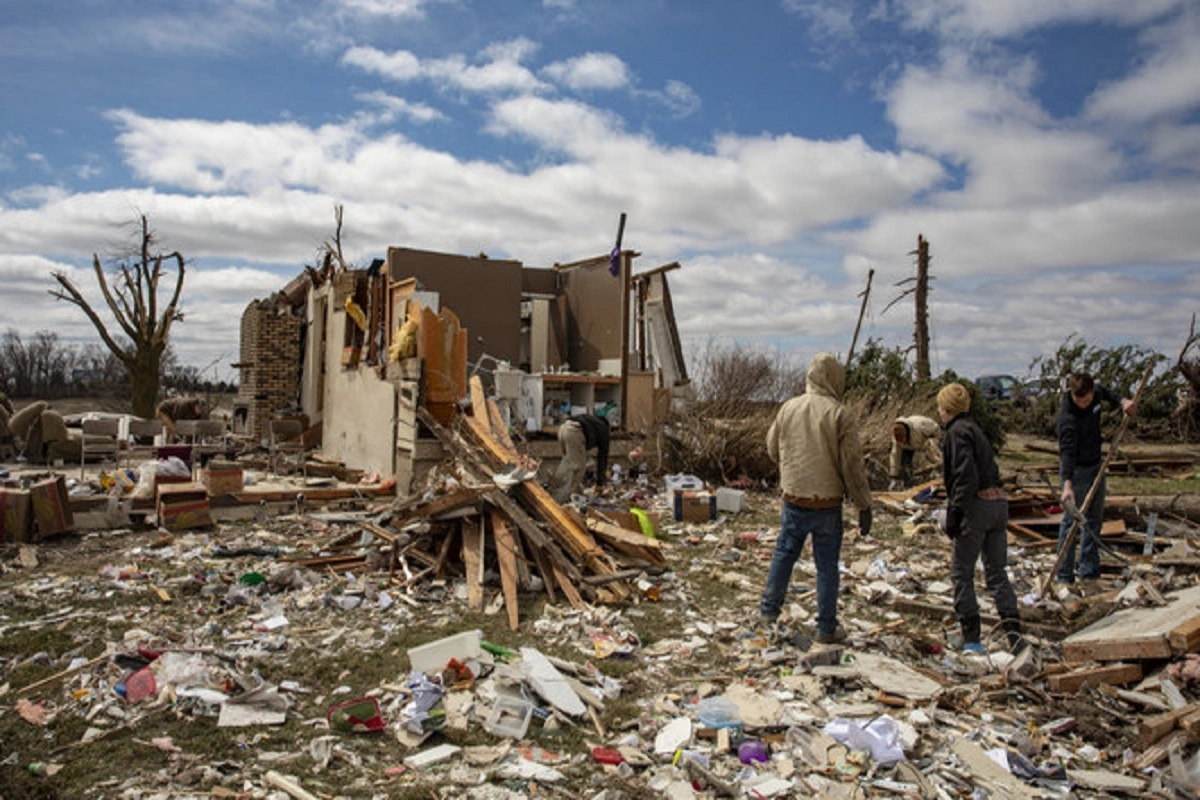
[49,215,186,418]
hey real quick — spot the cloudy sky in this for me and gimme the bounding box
[1,0,1198,385]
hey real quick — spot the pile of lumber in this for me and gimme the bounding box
[294,376,664,631]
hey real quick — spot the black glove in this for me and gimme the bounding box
[858,508,873,538]
[945,507,963,541]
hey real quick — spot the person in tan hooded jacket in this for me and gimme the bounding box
[761,352,873,644]
[889,415,942,489]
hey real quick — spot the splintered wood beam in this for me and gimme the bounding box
[394,489,482,524]
[528,543,558,604]
[586,518,667,568]
[491,511,521,631]
[458,402,617,577]
[1046,662,1142,693]
[552,563,588,611]
[462,518,484,611]
[434,523,458,577]
[486,397,518,452]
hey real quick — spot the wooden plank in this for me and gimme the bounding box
[1170,617,1200,654]
[1046,662,1142,693]
[461,517,484,612]
[1136,703,1200,749]
[586,519,667,568]
[1132,729,1191,770]
[460,404,617,578]
[394,488,480,524]
[552,563,587,611]
[1007,522,1053,544]
[486,397,518,453]
[1063,584,1200,663]
[491,511,521,631]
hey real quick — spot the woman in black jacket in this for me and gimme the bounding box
[937,382,1023,654]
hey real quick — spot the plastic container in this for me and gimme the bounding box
[484,694,533,739]
[716,487,746,513]
[695,696,742,729]
[738,739,770,764]
[408,629,483,675]
[592,747,625,765]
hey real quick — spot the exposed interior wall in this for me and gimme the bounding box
[557,256,625,371]
[387,247,523,375]
[299,292,327,426]
[318,285,397,476]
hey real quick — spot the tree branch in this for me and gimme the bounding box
[48,272,132,365]
[89,254,140,341]
[153,252,187,346]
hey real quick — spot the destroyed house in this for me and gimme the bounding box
[236,246,691,496]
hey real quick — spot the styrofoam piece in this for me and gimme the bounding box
[403,743,461,769]
[407,629,483,675]
[715,487,745,513]
[519,647,587,716]
[664,474,704,508]
[655,716,693,755]
[484,693,533,739]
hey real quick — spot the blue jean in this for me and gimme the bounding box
[759,503,843,634]
[1057,463,1106,581]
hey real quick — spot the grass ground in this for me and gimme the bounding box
[0,431,1195,797]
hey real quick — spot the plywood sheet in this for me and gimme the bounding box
[1063,584,1200,663]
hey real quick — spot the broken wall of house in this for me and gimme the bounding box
[386,247,523,375]
[236,299,302,443]
[316,281,397,476]
[556,254,627,373]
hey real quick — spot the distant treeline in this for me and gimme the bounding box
[0,329,236,401]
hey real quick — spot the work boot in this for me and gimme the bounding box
[1001,616,1027,653]
[814,625,847,645]
[960,615,982,652]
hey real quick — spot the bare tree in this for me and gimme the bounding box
[49,215,186,417]
[883,234,932,381]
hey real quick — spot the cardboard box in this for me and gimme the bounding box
[0,488,32,543]
[29,476,74,538]
[201,462,244,495]
[157,484,213,531]
[674,490,716,523]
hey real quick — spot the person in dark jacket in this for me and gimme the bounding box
[938,382,1022,654]
[1055,372,1135,583]
[549,414,610,503]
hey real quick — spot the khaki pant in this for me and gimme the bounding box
[549,421,587,503]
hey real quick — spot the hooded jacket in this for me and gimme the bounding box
[889,415,942,478]
[766,353,872,509]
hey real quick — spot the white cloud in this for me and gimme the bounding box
[893,0,1183,39]
[542,53,630,91]
[781,0,857,39]
[335,0,437,18]
[341,40,549,95]
[1084,13,1200,124]
[886,52,1123,206]
[342,46,422,82]
[355,90,447,124]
